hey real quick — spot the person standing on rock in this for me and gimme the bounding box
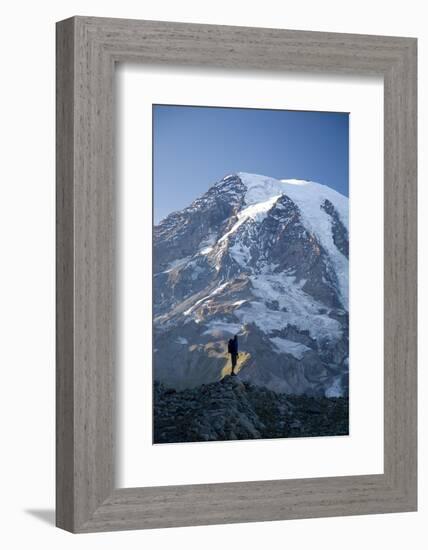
[228,334,239,376]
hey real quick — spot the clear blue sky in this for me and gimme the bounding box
[153,104,349,223]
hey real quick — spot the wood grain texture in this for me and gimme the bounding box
[56,16,417,533]
[56,18,75,532]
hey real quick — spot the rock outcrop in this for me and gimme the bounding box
[154,375,349,443]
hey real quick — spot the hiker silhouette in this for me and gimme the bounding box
[227,334,239,376]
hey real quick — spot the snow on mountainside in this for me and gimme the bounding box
[238,172,348,306]
[153,173,349,397]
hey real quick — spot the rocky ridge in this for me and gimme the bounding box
[154,375,349,443]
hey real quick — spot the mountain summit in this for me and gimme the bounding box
[154,173,349,397]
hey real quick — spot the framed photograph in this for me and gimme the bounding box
[56,16,417,532]
[152,105,350,445]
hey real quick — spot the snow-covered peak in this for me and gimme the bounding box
[237,171,348,226]
[237,172,287,205]
[236,172,349,306]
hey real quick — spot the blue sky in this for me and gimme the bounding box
[153,104,349,223]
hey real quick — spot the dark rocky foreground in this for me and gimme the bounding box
[154,375,348,444]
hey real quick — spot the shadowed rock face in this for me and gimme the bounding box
[154,376,349,443]
[153,173,349,397]
[154,175,246,274]
[321,198,349,259]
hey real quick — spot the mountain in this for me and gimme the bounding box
[153,172,349,397]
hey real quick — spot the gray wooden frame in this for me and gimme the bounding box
[56,16,417,533]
